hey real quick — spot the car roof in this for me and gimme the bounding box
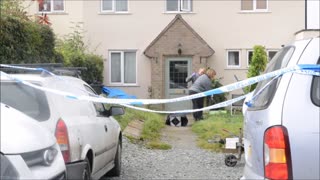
[1,73,87,85]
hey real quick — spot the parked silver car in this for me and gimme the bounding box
[0,74,124,180]
[1,103,66,179]
[241,36,319,179]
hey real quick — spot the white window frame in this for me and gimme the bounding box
[226,50,241,68]
[38,0,65,13]
[108,50,137,85]
[267,49,278,61]
[101,0,129,13]
[165,0,192,13]
[241,0,268,12]
[247,50,254,67]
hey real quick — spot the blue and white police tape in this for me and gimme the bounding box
[121,94,249,114]
[1,64,320,107]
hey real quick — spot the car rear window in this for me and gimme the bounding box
[311,57,320,107]
[248,46,295,110]
[0,82,50,121]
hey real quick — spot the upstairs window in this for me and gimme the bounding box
[166,0,192,12]
[102,0,128,12]
[109,51,137,85]
[241,0,267,11]
[39,0,64,12]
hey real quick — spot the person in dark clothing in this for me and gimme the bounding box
[186,67,206,84]
[189,68,216,121]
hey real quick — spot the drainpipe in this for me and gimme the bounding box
[305,0,307,30]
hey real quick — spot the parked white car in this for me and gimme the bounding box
[0,74,125,180]
[1,103,66,179]
[242,36,319,179]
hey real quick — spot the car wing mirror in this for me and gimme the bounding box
[108,106,125,116]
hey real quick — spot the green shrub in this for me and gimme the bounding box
[55,25,104,84]
[0,0,61,64]
[246,45,268,92]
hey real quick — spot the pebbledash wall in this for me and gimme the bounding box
[24,0,308,108]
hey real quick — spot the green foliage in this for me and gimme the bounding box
[146,141,172,150]
[112,107,170,149]
[192,113,243,152]
[55,24,103,84]
[0,0,62,64]
[246,45,268,92]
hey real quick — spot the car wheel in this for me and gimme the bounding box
[109,142,121,176]
[82,157,91,180]
[225,154,237,167]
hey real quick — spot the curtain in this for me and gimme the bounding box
[111,53,121,83]
[124,52,136,83]
[228,52,239,66]
[53,0,64,11]
[102,0,112,11]
[167,0,179,11]
[256,0,267,9]
[241,0,253,10]
[116,0,128,11]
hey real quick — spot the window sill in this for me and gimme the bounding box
[98,12,131,15]
[36,12,68,15]
[163,11,195,14]
[238,11,271,14]
[225,68,248,70]
[108,84,139,87]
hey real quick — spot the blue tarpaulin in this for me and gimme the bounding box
[102,86,137,99]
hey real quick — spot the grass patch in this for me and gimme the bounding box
[113,106,171,149]
[192,113,243,152]
[146,141,172,150]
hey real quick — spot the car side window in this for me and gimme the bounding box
[249,46,295,110]
[84,85,106,114]
[311,57,320,107]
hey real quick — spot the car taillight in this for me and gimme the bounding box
[55,119,70,163]
[264,126,292,180]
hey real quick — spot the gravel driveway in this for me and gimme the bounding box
[103,123,244,180]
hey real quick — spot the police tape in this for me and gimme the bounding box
[1,64,320,110]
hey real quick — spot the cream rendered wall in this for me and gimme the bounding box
[24,0,305,99]
[187,1,304,95]
[81,1,304,98]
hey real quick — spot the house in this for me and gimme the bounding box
[24,0,319,110]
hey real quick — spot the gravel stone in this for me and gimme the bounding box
[103,130,244,180]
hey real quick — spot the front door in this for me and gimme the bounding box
[165,57,192,111]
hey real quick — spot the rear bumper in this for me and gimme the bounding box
[66,161,87,180]
[241,164,264,180]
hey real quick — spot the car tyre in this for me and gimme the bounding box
[225,154,237,167]
[82,157,91,180]
[109,142,121,176]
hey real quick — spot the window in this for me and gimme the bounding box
[241,0,267,11]
[268,50,278,61]
[39,0,64,12]
[109,51,136,85]
[1,82,50,121]
[227,50,241,67]
[101,0,128,12]
[247,50,253,67]
[84,85,106,114]
[248,46,295,110]
[166,0,192,12]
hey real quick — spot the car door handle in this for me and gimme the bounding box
[104,125,108,132]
